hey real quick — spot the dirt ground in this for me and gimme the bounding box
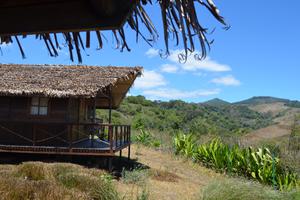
[115,145,221,200]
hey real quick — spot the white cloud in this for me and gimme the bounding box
[134,70,167,89]
[145,48,159,58]
[161,64,179,73]
[211,75,241,86]
[143,88,220,100]
[146,48,231,72]
[168,50,231,72]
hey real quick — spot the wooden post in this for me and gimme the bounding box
[93,98,96,122]
[126,126,129,143]
[91,98,97,148]
[77,99,81,141]
[128,126,131,143]
[69,125,73,150]
[128,144,131,160]
[128,126,131,160]
[119,150,122,157]
[33,125,36,146]
[109,125,113,153]
[108,85,112,124]
[121,126,124,146]
[115,126,118,148]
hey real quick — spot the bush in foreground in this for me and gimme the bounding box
[0,162,119,200]
[201,178,300,200]
[173,133,299,190]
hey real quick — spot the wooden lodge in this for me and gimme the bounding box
[0,64,142,161]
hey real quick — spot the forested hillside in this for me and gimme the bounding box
[97,96,273,136]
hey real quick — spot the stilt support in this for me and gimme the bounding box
[128,144,131,160]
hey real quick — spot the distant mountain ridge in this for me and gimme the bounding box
[203,96,300,108]
[234,96,290,105]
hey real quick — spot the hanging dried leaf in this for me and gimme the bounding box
[0,0,227,63]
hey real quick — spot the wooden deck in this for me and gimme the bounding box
[0,122,131,157]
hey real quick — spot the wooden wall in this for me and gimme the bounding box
[0,96,97,146]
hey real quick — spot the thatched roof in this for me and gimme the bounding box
[0,0,227,63]
[0,64,142,101]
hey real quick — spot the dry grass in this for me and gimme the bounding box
[116,145,222,200]
[1,144,293,200]
[200,178,300,200]
[150,169,180,183]
[249,102,288,117]
[243,124,291,145]
[244,102,300,145]
[0,162,119,200]
[241,105,298,146]
[117,144,299,199]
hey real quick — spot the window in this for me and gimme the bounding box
[30,97,49,116]
[87,106,94,120]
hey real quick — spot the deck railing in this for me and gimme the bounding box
[71,123,131,151]
[0,121,131,154]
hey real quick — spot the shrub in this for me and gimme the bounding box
[53,164,119,200]
[0,178,70,200]
[1,162,120,200]
[135,129,161,148]
[201,178,300,200]
[15,162,51,181]
[122,167,149,186]
[173,132,196,157]
[173,133,300,190]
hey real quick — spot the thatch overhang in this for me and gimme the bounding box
[0,0,135,36]
[0,64,142,109]
[0,0,227,63]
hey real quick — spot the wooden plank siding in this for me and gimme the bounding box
[0,95,131,157]
[0,96,69,146]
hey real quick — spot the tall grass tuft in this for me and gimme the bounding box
[122,167,149,186]
[0,162,120,200]
[201,178,300,200]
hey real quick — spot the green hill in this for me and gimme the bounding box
[235,96,300,109]
[203,98,231,107]
[97,96,273,136]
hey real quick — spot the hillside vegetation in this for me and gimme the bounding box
[98,96,273,137]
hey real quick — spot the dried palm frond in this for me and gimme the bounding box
[0,0,228,63]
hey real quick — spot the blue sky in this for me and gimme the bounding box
[1,1,300,103]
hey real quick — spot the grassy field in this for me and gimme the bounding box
[0,145,299,200]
